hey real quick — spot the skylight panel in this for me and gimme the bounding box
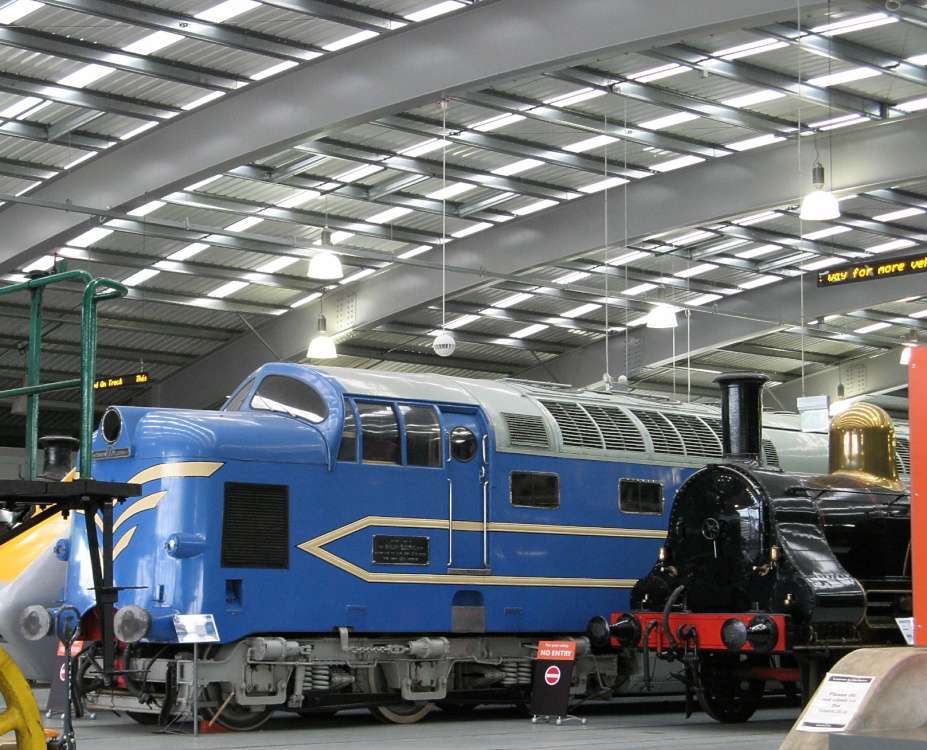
[494,292,533,308]
[330,231,354,244]
[123,269,161,286]
[404,1,465,22]
[867,238,916,254]
[121,121,159,140]
[803,226,852,240]
[911,309,927,319]
[124,31,184,56]
[808,67,881,88]
[63,152,96,170]
[335,164,385,182]
[195,0,259,23]
[736,244,780,259]
[22,256,56,273]
[734,211,779,226]
[899,96,927,113]
[812,12,895,35]
[510,323,548,339]
[183,91,226,110]
[340,268,376,284]
[800,257,845,271]
[251,60,300,81]
[400,139,451,157]
[554,271,590,285]
[128,201,165,217]
[186,175,223,191]
[0,0,42,23]
[444,313,480,329]
[491,158,543,176]
[223,216,262,233]
[427,182,475,200]
[398,245,432,259]
[452,222,491,238]
[544,88,607,108]
[276,190,320,208]
[564,134,618,153]
[652,155,705,173]
[671,230,713,245]
[638,111,701,131]
[607,250,649,265]
[873,207,925,222]
[674,263,717,278]
[688,293,723,306]
[739,275,780,289]
[629,63,688,83]
[324,30,379,52]
[579,176,628,194]
[209,280,249,298]
[256,256,298,274]
[713,38,788,60]
[69,228,113,247]
[855,321,891,334]
[722,90,787,108]
[290,291,322,308]
[58,64,114,89]
[622,282,657,296]
[728,134,785,151]
[563,303,600,318]
[472,113,525,132]
[168,243,209,261]
[710,239,748,252]
[1,97,42,119]
[367,206,413,224]
[512,199,558,216]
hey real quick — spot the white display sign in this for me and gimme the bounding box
[173,614,220,643]
[797,673,875,733]
[896,617,915,645]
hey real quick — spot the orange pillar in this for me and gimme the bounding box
[910,347,927,646]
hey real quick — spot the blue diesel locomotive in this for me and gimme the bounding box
[18,363,902,728]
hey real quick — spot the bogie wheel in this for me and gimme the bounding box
[200,684,274,731]
[361,666,433,725]
[696,653,766,724]
[0,647,46,749]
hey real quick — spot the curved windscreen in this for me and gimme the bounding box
[249,375,329,423]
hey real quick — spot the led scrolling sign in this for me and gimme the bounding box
[818,249,927,287]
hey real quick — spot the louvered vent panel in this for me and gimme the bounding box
[896,436,911,475]
[583,404,647,452]
[540,401,603,449]
[665,414,723,458]
[762,439,780,467]
[502,412,550,448]
[222,482,289,569]
[631,410,684,455]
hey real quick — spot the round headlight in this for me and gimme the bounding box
[100,407,123,445]
[746,614,779,652]
[114,605,152,643]
[720,618,748,650]
[20,605,53,641]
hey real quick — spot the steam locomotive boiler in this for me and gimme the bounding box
[588,373,912,723]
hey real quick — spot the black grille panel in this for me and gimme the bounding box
[222,482,289,569]
[502,412,550,448]
[631,410,685,455]
[583,405,646,452]
[540,400,602,448]
[896,436,911,475]
[665,413,723,458]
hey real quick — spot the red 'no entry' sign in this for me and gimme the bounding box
[544,665,561,685]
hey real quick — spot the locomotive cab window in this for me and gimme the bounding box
[338,398,358,462]
[358,401,401,465]
[619,478,664,515]
[250,375,329,423]
[224,377,255,412]
[449,426,477,462]
[400,405,442,467]
[510,471,559,509]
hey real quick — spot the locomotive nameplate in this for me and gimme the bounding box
[372,535,429,566]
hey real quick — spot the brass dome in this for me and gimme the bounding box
[825,403,903,491]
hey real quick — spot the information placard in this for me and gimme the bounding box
[173,614,220,643]
[797,673,875,732]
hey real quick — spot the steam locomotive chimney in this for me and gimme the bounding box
[713,372,769,463]
[37,435,79,480]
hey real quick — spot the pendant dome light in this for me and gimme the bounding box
[307,296,337,359]
[307,228,344,280]
[800,161,840,222]
[645,304,679,329]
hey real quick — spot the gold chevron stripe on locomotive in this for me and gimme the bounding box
[297,516,661,587]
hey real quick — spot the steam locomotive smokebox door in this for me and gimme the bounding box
[529,640,576,717]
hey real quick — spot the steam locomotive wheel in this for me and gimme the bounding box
[361,666,433,724]
[200,684,273,731]
[696,653,766,724]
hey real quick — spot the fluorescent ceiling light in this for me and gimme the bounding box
[398,245,431,259]
[855,321,891,334]
[186,174,223,191]
[899,96,927,113]
[563,303,600,318]
[195,0,259,22]
[510,323,548,339]
[722,90,786,108]
[404,1,464,22]
[607,250,649,265]
[324,29,379,51]
[554,271,590,285]
[444,314,480,330]
[400,138,451,157]
[491,158,542,176]
[867,239,916,254]
[672,230,713,245]
[340,268,376,284]
[426,182,475,200]
[714,38,788,59]
[225,216,263,232]
[812,12,894,35]
[251,60,300,81]
[739,275,780,289]
[472,113,525,132]
[367,206,413,224]
[22,256,56,273]
[452,222,491,238]
[810,114,869,130]
[728,134,785,152]
[120,121,158,140]
[652,155,705,173]
[58,64,114,89]
[63,152,95,169]
[734,211,779,226]
[873,207,925,222]
[335,164,384,183]
[803,226,852,241]
[736,244,780,259]
[579,176,629,194]
[124,31,183,55]
[623,283,657,296]
[564,134,617,153]
[512,199,557,216]
[809,67,881,88]
[290,291,322,308]
[800,257,845,272]
[0,0,42,23]
[69,227,113,247]
[674,263,717,278]
[639,111,700,131]
[544,88,606,108]
[127,201,165,217]
[710,239,748,252]
[209,280,249,299]
[494,292,533,309]
[123,268,160,286]
[629,63,687,83]
[168,243,209,261]
[330,231,354,244]
[256,256,298,274]
[1,97,43,119]
[276,189,320,208]
[183,91,225,111]
[688,294,723,306]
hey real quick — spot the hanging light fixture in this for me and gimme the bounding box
[646,304,679,329]
[432,98,456,359]
[800,161,840,222]
[901,328,919,365]
[307,298,337,359]
[307,228,344,280]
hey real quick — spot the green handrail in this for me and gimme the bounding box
[0,269,128,480]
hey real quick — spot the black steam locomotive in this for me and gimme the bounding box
[588,373,912,723]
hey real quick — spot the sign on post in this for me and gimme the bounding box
[529,640,576,719]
